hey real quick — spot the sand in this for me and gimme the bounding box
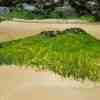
[0,21,100,42]
[0,65,100,100]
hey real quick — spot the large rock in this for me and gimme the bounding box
[0,6,9,16]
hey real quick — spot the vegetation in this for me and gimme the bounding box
[0,17,3,22]
[79,16,96,22]
[0,28,100,81]
[4,9,96,22]
[6,9,34,19]
[0,0,99,21]
[68,0,100,21]
[0,16,11,22]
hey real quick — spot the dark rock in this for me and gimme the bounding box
[22,3,38,11]
[41,31,58,37]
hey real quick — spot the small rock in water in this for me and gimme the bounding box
[41,31,58,37]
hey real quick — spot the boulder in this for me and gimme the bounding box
[0,6,9,16]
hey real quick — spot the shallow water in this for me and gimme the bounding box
[0,66,100,100]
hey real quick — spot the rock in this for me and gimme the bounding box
[41,31,58,37]
[0,6,9,16]
[22,3,37,11]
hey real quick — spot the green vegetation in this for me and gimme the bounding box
[0,17,3,22]
[0,16,8,22]
[79,16,96,22]
[4,9,96,22]
[6,9,34,19]
[0,0,100,21]
[0,29,100,81]
[5,9,51,19]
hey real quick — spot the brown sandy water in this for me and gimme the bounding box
[0,66,100,100]
[0,21,100,42]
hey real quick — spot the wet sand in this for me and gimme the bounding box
[0,21,100,42]
[0,66,100,100]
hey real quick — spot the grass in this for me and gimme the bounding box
[79,16,96,22]
[0,29,100,81]
[0,16,9,22]
[6,9,34,19]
